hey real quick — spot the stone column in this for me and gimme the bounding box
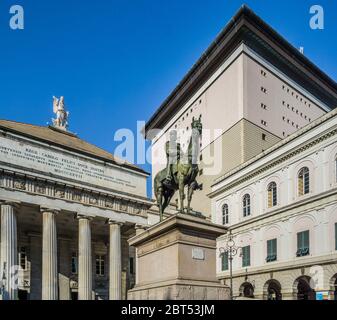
[109,221,122,300]
[41,208,59,300]
[78,215,92,300]
[0,202,19,300]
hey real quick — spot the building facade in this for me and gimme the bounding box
[145,6,337,217]
[0,117,152,300]
[210,109,337,300]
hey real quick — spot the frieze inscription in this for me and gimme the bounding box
[0,135,144,196]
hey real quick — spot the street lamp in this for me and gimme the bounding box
[219,230,242,300]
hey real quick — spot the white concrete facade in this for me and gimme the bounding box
[210,109,337,300]
[149,44,328,216]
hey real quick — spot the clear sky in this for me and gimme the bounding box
[1,0,337,192]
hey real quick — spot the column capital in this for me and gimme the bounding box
[40,207,60,215]
[77,213,94,221]
[108,219,123,226]
[0,200,21,210]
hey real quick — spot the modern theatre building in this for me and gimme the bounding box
[145,6,337,299]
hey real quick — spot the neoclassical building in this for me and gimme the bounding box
[0,108,152,300]
[210,108,337,300]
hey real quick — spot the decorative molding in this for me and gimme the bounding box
[77,214,94,221]
[40,207,60,215]
[108,219,123,226]
[0,170,150,217]
[211,127,337,197]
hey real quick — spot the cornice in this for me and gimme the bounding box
[0,169,152,218]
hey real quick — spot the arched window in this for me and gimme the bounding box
[243,194,251,217]
[222,204,229,225]
[267,182,277,208]
[298,167,310,196]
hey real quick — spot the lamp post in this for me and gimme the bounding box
[219,231,242,300]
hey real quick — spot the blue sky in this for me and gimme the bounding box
[1,0,337,188]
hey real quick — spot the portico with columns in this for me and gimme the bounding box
[0,115,152,300]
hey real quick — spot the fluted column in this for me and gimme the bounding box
[0,202,19,300]
[41,208,58,300]
[109,221,122,300]
[78,215,92,300]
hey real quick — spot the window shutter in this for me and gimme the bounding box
[222,252,229,271]
[274,239,277,256]
[242,246,250,267]
[267,239,277,262]
[297,232,302,250]
[272,239,277,256]
[298,175,304,196]
[303,230,309,249]
[297,231,309,257]
[335,223,337,251]
[268,189,272,208]
[304,172,310,194]
[273,188,277,206]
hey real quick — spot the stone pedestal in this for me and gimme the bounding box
[127,214,230,300]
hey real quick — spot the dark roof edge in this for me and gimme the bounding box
[145,5,337,133]
[0,121,150,176]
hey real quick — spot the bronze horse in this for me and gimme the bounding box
[154,116,203,221]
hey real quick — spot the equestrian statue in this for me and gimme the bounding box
[154,115,203,221]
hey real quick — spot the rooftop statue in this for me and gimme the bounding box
[52,96,69,131]
[154,115,203,221]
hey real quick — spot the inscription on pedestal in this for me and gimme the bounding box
[192,248,205,260]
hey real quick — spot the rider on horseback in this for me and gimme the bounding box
[164,130,181,187]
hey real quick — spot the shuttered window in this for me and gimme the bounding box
[243,194,251,217]
[267,182,277,208]
[266,239,277,262]
[221,252,229,271]
[242,246,251,267]
[296,230,310,257]
[222,204,229,225]
[298,167,310,196]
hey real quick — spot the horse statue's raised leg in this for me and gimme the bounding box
[187,181,202,214]
[155,186,163,221]
[178,180,185,213]
[187,184,194,214]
